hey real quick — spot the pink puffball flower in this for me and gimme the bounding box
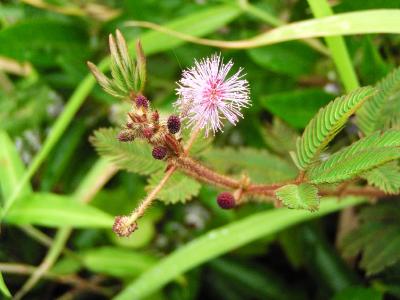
[175,54,250,136]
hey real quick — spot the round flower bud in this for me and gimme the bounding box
[118,129,135,142]
[143,127,154,139]
[217,192,235,209]
[167,115,181,134]
[136,95,149,109]
[152,111,159,123]
[152,146,167,160]
[113,216,137,237]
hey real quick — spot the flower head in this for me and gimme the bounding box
[175,54,250,136]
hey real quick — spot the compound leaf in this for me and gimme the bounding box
[307,130,400,184]
[295,87,375,169]
[90,128,163,176]
[146,171,201,204]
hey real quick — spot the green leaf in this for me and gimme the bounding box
[295,87,375,169]
[357,67,400,135]
[0,273,11,298]
[358,36,390,85]
[0,130,31,206]
[202,147,297,184]
[341,202,400,275]
[261,89,333,129]
[275,183,320,211]
[146,171,201,204]
[0,83,55,135]
[360,226,400,275]
[333,286,383,300]
[5,193,113,228]
[0,18,89,66]
[114,196,366,300]
[260,118,299,156]
[247,41,319,77]
[81,246,156,278]
[361,162,400,194]
[307,130,400,184]
[90,128,163,176]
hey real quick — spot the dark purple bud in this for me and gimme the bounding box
[217,192,235,209]
[167,115,181,134]
[118,129,135,142]
[152,146,167,160]
[136,95,149,109]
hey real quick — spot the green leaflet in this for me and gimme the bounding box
[361,161,400,194]
[307,130,400,184]
[275,183,320,211]
[146,171,201,204]
[90,128,163,176]
[340,202,400,275]
[203,147,297,184]
[357,67,400,135]
[295,87,375,170]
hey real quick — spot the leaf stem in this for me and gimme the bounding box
[172,156,390,200]
[127,166,176,225]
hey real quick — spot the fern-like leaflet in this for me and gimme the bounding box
[90,128,163,175]
[294,87,375,170]
[361,161,400,194]
[275,183,319,211]
[356,67,400,135]
[307,130,400,184]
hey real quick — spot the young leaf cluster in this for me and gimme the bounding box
[87,30,146,99]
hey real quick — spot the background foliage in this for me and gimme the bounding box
[1,0,400,299]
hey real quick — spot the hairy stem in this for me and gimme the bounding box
[123,126,202,231]
[127,166,176,225]
[172,156,389,201]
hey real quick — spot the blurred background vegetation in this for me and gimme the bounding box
[1,0,400,299]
